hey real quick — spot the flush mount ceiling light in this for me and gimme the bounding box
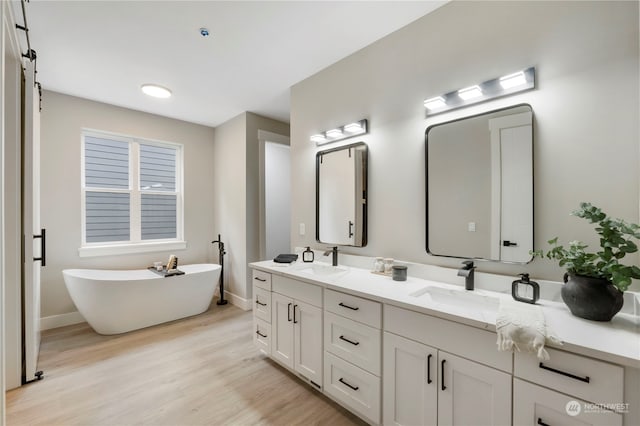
[141,84,172,99]
[311,119,368,146]
[424,66,535,117]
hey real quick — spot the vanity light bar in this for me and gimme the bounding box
[424,66,535,117]
[311,119,368,146]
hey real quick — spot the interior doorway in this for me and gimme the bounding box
[258,131,291,260]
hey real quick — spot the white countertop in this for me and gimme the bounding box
[250,260,640,369]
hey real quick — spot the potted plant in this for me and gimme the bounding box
[532,202,640,321]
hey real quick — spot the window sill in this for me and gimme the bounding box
[78,241,187,258]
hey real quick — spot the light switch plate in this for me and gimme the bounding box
[468,222,476,232]
[299,223,306,236]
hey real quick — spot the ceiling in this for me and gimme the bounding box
[21,1,446,128]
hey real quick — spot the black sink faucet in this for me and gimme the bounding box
[458,260,476,291]
[324,246,339,266]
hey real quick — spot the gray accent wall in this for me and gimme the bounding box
[290,1,639,288]
[40,91,216,318]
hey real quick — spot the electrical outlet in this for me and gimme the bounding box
[299,223,306,236]
[468,222,476,232]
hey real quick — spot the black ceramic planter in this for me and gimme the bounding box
[561,273,624,321]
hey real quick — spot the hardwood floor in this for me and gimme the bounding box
[6,304,366,426]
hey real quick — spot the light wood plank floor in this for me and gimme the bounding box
[6,304,365,426]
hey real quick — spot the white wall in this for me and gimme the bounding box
[211,112,289,306]
[290,1,639,286]
[40,91,217,318]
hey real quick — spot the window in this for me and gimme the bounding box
[80,130,184,256]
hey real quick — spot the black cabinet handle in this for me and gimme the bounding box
[254,277,266,282]
[255,299,267,307]
[338,377,359,391]
[287,303,292,322]
[503,240,518,247]
[348,221,354,238]
[338,302,359,311]
[293,305,298,324]
[537,418,550,426]
[427,354,433,384]
[539,362,590,383]
[441,360,446,391]
[33,228,46,266]
[339,335,360,346]
[256,329,267,338]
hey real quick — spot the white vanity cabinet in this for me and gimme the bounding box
[383,305,512,426]
[252,270,272,356]
[271,275,323,389]
[323,289,382,424]
[513,348,624,426]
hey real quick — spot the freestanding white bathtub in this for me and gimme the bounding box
[63,263,221,335]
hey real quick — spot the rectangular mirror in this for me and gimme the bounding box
[426,104,533,263]
[316,142,368,247]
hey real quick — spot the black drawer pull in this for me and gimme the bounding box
[255,299,267,306]
[293,305,298,324]
[441,359,446,391]
[254,277,266,282]
[338,302,359,311]
[539,362,590,383]
[287,303,292,322]
[338,377,359,391]
[427,354,433,384]
[256,329,267,338]
[537,418,550,426]
[339,335,360,346]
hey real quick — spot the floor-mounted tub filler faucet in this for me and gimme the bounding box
[324,246,339,267]
[458,260,476,291]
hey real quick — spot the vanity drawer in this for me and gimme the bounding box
[324,312,381,376]
[325,289,381,328]
[253,286,271,323]
[252,269,271,291]
[272,275,322,307]
[253,317,271,356]
[324,351,380,425]
[514,347,623,404]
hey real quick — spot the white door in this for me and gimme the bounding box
[488,111,533,262]
[22,60,42,383]
[271,292,294,369]
[383,332,438,426]
[514,379,622,426]
[294,300,322,388]
[264,141,291,259]
[438,351,511,426]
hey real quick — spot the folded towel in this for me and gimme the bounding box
[496,299,562,360]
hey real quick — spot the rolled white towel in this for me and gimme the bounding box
[496,298,562,360]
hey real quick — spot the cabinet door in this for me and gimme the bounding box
[438,351,511,426]
[271,292,294,369]
[383,332,437,426]
[514,379,622,426]
[294,300,323,388]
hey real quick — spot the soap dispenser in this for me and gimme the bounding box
[302,247,314,263]
[512,273,540,304]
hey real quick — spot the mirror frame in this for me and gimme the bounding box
[425,103,534,264]
[316,142,368,247]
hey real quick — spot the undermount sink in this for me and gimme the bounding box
[295,263,349,277]
[409,286,500,313]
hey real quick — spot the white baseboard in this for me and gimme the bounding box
[224,291,251,311]
[41,311,86,330]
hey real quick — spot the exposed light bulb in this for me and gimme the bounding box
[458,85,483,100]
[424,96,446,110]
